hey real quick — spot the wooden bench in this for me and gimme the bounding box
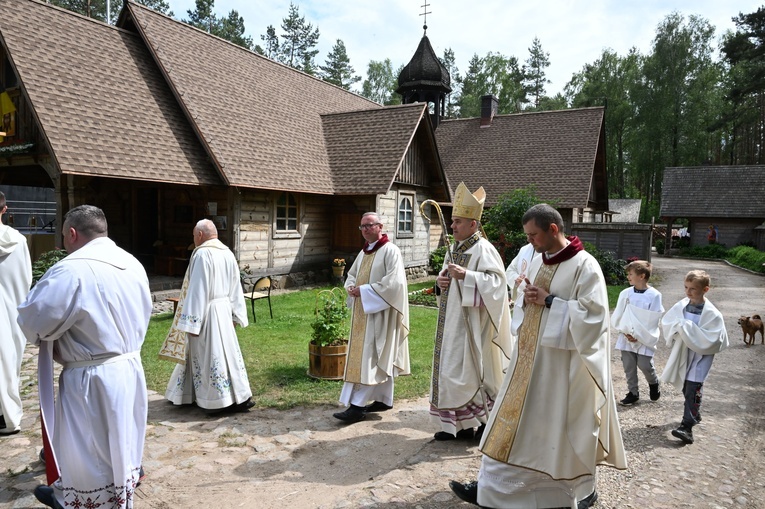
[166,297,179,314]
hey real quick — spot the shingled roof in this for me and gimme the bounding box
[436,107,606,208]
[660,166,765,218]
[323,103,445,195]
[0,0,220,186]
[123,1,382,194]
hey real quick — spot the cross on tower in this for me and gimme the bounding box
[420,1,431,32]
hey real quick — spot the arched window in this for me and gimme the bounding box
[275,192,298,232]
[398,195,413,236]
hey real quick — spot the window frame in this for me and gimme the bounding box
[273,192,301,239]
[396,192,415,238]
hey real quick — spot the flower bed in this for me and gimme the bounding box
[408,286,437,307]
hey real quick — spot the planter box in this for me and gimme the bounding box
[307,342,347,380]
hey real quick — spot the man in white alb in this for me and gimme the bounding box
[0,191,32,435]
[18,205,151,509]
[162,219,253,414]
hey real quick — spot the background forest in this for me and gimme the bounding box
[46,0,765,221]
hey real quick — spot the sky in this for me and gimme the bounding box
[167,0,762,96]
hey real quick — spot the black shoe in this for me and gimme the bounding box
[474,424,486,441]
[434,428,474,441]
[34,485,64,509]
[449,480,479,506]
[649,383,660,401]
[695,413,702,423]
[333,405,366,423]
[39,448,46,464]
[364,401,393,413]
[619,392,639,405]
[233,398,256,412]
[0,415,4,428]
[671,426,694,444]
[578,491,598,509]
[137,466,146,487]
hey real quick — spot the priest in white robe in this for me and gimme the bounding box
[430,183,512,441]
[163,219,252,413]
[0,191,32,435]
[450,203,626,509]
[18,205,152,509]
[333,212,409,423]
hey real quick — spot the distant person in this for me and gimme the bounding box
[504,241,539,331]
[333,212,410,423]
[430,182,512,441]
[612,260,664,405]
[0,191,32,435]
[660,269,729,444]
[18,205,151,509]
[706,225,718,244]
[450,203,625,509]
[162,219,253,414]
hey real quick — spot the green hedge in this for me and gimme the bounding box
[725,245,765,273]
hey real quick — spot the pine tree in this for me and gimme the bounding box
[524,37,551,109]
[320,39,361,90]
[278,3,320,74]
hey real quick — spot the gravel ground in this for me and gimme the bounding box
[1,255,764,509]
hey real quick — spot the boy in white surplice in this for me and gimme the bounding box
[611,260,664,406]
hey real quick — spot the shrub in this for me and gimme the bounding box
[725,245,765,274]
[32,248,68,286]
[582,242,628,286]
[428,234,453,271]
[655,239,665,254]
[679,243,728,259]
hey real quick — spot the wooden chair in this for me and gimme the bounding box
[242,276,273,323]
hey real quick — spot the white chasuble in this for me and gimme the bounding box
[431,234,513,410]
[343,242,410,385]
[164,239,251,409]
[480,249,626,487]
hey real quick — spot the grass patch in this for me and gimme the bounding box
[142,284,438,409]
[142,280,624,409]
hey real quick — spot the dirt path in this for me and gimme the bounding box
[2,256,764,508]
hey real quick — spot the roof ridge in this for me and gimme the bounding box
[127,0,380,108]
[320,102,423,118]
[27,0,131,32]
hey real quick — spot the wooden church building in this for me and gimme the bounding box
[0,0,608,283]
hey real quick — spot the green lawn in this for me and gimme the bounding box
[142,284,438,409]
[142,281,625,409]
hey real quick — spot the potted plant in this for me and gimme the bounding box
[307,287,349,380]
[331,258,346,279]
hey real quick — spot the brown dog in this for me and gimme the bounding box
[738,315,764,346]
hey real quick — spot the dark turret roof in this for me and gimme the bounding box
[396,34,451,94]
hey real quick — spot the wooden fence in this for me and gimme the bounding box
[571,223,653,261]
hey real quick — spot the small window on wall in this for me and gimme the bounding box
[398,194,414,237]
[275,192,298,232]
